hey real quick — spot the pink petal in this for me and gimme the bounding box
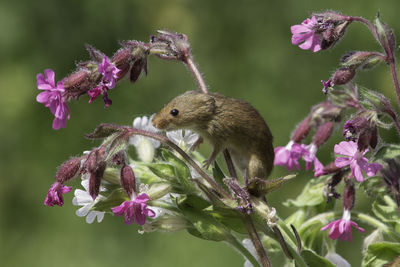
[36,91,51,104]
[298,35,314,50]
[290,25,311,35]
[334,141,356,156]
[350,160,364,182]
[311,34,322,52]
[335,157,351,168]
[44,69,55,87]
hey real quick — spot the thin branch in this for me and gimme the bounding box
[126,127,231,199]
[223,149,238,179]
[184,56,209,94]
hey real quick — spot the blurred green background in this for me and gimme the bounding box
[1,0,400,266]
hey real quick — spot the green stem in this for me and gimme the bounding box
[226,235,261,267]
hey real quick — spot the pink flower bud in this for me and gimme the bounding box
[332,67,356,85]
[343,182,355,211]
[63,69,91,90]
[89,162,106,200]
[120,164,136,198]
[55,157,81,184]
[313,121,334,147]
[291,116,311,143]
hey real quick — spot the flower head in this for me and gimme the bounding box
[334,141,382,182]
[72,179,105,224]
[88,55,120,107]
[166,129,199,151]
[321,209,365,242]
[112,193,156,225]
[44,182,72,207]
[302,143,324,176]
[274,141,306,171]
[291,16,322,52]
[129,115,160,162]
[36,69,70,129]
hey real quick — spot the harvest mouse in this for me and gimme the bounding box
[152,90,274,179]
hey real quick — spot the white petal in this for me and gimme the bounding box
[96,212,105,223]
[133,117,142,128]
[86,211,96,224]
[76,204,91,217]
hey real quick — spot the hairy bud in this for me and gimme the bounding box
[89,161,106,200]
[343,182,355,211]
[120,164,136,198]
[332,67,356,86]
[313,121,334,147]
[55,157,81,184]
[291,116,311,143]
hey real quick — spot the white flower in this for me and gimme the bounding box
[166,129,199,151]
[129,115,160,162]
[72,180,106,224]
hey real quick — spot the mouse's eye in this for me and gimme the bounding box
[170,109,179,116]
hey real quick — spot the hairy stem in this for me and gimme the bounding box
[242,215,272,267]
[184,56,209,94]
[348,16,378,41]
[388,59,400,107]
[127,127,231,199]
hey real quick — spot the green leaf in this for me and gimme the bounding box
[104,133,129,161]
[177,195,230,241]
[301,250,335,267]
[161,149,195,192]
[92,188,128,212]
[362,242,400,267]
[212,161,228,191]
[284,178,325,207]
[372,196,400,225]
[207,207,247,234]
[285,209,307,229]
[373,144,400,160]
[146,163,177,182]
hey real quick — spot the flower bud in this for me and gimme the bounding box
[147,183,172,200]
[332,67,356,86]
[89,161,106,200]
[120,164,136,198]
[313,121,334,147]
[320,21,351,50]
[291,116,311,143]
[374,14,396,55]
[341,51,385,70]
[343,182,355,211]
[55,157,81,184]
[63,69,91,91]
[112,48,133,67]
[141,215,189,233]
[130,58,146,83]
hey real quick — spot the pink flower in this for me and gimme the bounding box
[302,143,324,176]
[321,210,365,242]
[36,69,70,129]
[274,141,306,171]
[291,16,322,52]
[88,55,119,107]
[44,182,72,207]
[98,55,119,89]
[112,193,155,225]
[334,141,382,182]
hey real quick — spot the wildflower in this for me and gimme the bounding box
[321,209,365,242]
[321,79,333,94]
[36,69,70,129]
[44,182,72,207]
[72,179,105,224]
[302,143,324,175]
[88,55,120,107]
[291,16,322,52]
[274,141,306,171]
[112,193,156,225]
[129,115,160,162]
[334,141,382,182]
[166,129,199,151]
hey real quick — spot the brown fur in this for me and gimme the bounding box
[152,90,274,178]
